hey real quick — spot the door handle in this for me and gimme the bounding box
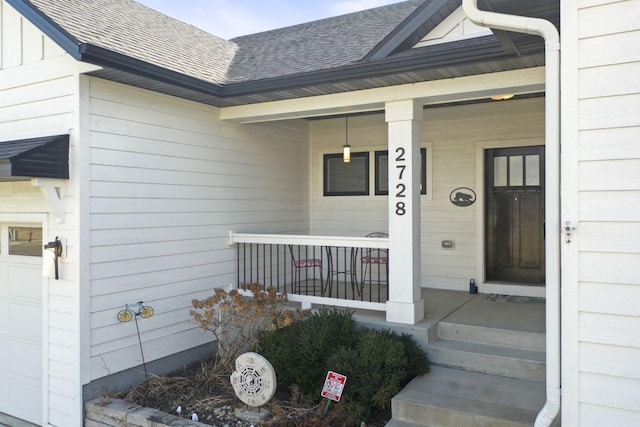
[563,221,576,243]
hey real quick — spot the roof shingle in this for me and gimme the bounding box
[226,0,424,83]
[28,0,237,84]
[23,0,424,85]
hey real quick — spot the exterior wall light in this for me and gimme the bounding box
[343,114,351,163]
[490,94,515,101]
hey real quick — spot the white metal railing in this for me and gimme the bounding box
[228,232,389,311]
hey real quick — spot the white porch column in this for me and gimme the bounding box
[385,99,424,324]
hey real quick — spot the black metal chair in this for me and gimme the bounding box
[324,245,358,298]
[360,232,389,298]
[288,245,325,296]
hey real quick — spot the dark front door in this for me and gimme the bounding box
[485,146,545,284]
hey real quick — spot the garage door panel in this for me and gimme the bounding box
[8,264,42,301]
[8,375,41,424]
[0,222,43,425]
[0,337,7,367]
[0,265,7,296]
[8,338,42,379]
[0,300,7,334]
[8,302,42,341]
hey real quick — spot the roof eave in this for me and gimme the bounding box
[221,36,508,98]
[79,44,224,97]
[7,1,224,97]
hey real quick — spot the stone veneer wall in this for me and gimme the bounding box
[85,398,210,427]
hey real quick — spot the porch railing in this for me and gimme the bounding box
[228,232,389,311]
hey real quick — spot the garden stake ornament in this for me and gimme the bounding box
[117,302,154,378]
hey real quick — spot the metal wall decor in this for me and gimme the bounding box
[117,301,154,322]
[117,301,155,377]
[450,187,477,207]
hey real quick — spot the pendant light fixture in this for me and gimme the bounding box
[343,114,351,163]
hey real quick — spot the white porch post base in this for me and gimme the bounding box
[386,299,425,324]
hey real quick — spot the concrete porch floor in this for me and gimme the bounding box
[351,288,546,349]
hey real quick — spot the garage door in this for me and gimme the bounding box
[0,224,43,425]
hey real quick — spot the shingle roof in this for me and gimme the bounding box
[226,0,425,83]
[10,0,556,106]
[27,0,237,84]
[22,0,424,86]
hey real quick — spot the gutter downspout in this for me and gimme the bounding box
[461,1,561,426]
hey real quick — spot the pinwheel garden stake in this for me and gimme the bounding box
[117,302,155,378]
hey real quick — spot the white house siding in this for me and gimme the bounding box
[0,1,92,425]
[567,0,640,424]
[309,97,544,291]
[86,77,309,380]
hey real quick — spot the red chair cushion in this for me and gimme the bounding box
[362,256,388,264]
[294,259,322,268]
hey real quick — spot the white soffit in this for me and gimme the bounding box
[414,6,492,48]
[219,67,545,123]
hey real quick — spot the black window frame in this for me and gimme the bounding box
[375,147,427,195]
[323,152,370,196]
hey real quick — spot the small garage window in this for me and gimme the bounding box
[8,226,42,257]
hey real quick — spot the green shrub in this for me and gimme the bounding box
[327,328,430,422]
[255,308,430,424]
[255,308,357,397]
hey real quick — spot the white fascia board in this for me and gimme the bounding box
[219,67,545,123]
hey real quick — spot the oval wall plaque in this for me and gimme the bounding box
[449,187,477,207]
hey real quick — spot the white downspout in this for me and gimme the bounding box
[461,1,561,426]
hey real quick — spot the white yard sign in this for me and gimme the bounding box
[321,371,347,402]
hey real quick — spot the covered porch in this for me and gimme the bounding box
[224,72,555,426]
[225,70,551,326]
[219,2,559,423]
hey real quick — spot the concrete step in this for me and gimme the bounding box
[438,321,545,351]
[388,366,545,427]
[384,419,426,427]
[429,338,546,382]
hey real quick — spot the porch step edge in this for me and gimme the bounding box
[429,338,546,382]
[438,321,545,351]
[391,389,538,427]
[389,366,545,427]
[384,419,426,427]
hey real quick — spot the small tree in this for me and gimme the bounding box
[191,283,309,373]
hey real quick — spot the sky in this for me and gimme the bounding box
[135,0,405,40]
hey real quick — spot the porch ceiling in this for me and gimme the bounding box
[219,67,546,123]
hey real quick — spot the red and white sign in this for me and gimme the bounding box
[321,371,347,402]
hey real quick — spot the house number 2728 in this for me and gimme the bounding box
[395,147,407,216]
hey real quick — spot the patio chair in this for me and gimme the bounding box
[360,232,389,298]
[288,245,325,296]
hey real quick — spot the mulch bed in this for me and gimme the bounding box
[114,359,355,427]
